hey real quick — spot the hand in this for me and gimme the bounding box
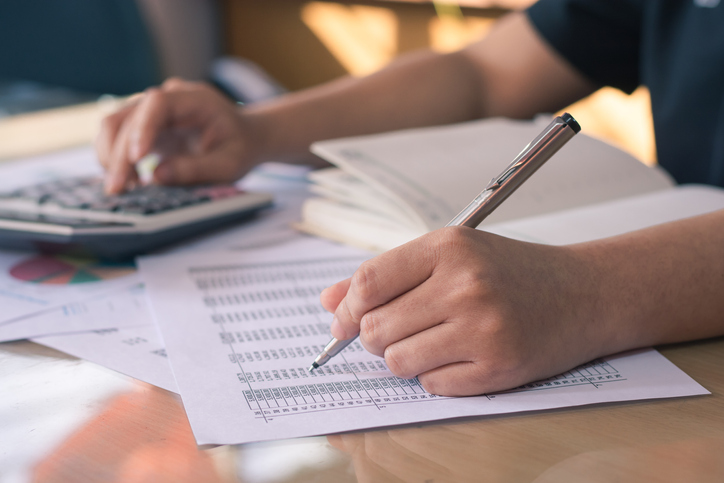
[321,226,610,396]
[96,78,263,194]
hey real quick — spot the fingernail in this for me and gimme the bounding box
[330,315,347,339]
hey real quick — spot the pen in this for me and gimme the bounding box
[308,113,581,372]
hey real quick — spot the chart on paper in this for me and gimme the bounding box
[196,255,631,420]
[238,357,626,420]
[191,254,396,419]
[139,239,708,445]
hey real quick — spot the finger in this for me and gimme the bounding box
[101,94,162,193]
[416,357,522,397]
[161,77,192,92]
[415,362,490,397]
[152,147,245,186]
[105,121,138,194]
[382,321,468,378]
[127,86,224,165]
[95,105,134,170]
[357,276,452,356]
[332,234,440,340]
[127,88,168,163]
[320,278,351,314]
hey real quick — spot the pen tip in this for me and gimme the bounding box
[308,363,318,372]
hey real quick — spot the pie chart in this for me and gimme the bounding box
[9,255,135,285]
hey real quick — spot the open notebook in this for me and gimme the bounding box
[297,117,675,252]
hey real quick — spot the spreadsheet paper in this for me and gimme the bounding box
[137,237,709,445]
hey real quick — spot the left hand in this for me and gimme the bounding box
[321,226,611,396]
[96,78,263,194]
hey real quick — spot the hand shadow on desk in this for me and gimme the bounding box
[328,414,724,483]
[533,437,724,483]
[328,420,546,483]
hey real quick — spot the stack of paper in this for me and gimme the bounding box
[0,148,145,337]
[0,146,315,398]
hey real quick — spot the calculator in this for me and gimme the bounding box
[0,177,273,259]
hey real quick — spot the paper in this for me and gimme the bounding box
[0,152,310,334]
[138,236,709,445]
[0,284,150,342]
[0,147,142,323]
[310,117,674,230]
[23,160,316,387]
[0,146,102,192]
[0,249,142,324]
[34,325,177,393]
[484,184,724,245]
[167,161,313,255]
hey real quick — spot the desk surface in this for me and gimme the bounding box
[2,336,723,483]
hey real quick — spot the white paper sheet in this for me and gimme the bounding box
[0,283,150,342]
[138,236,710,445]
[165,161,313,255]
[22,160,316,388]
[0,147,143,323]
[0,249,142,324]
[0,150,311,333]
[33,324,178,393]
[0,146,102,192]
[484,185,724,245]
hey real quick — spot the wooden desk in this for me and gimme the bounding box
[3,337,722,482]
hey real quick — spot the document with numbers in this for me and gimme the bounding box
[138,236,709,445]
[34,324,178,393]
[0,283,150,342]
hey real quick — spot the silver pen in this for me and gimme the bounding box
[308,113,581,372]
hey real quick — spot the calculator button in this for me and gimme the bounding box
[117,204,154,215]
[3,177,244,218]
[86,200,122,212]
[9,187,53,203]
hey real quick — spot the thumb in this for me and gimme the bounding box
[320,277,352,313]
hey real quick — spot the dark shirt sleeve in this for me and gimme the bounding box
[526,0,643,94]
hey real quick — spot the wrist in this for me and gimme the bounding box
[565,241,646,359]
[235,105,273,165]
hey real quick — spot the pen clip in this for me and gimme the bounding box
[445,113,579,229]
[485,158,526,191]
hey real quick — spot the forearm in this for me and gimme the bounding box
[242,11,595,165]
[243,48,483,164]
[575,209,724,354]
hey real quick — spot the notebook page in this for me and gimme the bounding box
[484,185,724,245]
[311,117,674,230]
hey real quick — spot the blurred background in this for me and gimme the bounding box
[0,0,655,165]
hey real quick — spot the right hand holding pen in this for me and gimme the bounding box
[320,227,615,397]
[96,78,262,194]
